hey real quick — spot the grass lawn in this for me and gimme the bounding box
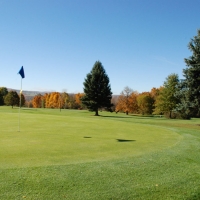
[0,106,200,199]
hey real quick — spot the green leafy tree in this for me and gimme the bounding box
[81,61,112,116]
[0,87,8,96]
[67,94,76,109]
[61,92,69,109]
[137,92,154,115]
[150,87,161,110]
[0,87,8,105]
[155,74,180,118]
[181,29,200,117]
[4,91,20,108]
[153,87,164,115]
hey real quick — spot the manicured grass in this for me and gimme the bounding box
[0,106,200,199]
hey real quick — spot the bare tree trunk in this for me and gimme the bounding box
[169,111,172,119]
[95,109,99,116]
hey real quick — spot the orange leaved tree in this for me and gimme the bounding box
[116,86,138,115]
[46,92,61,108]
[32,94,43,108]
[75,93,85,109]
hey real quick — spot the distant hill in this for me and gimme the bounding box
[7,88,49,101]
[8,88,48,95]
[7,88,119,101]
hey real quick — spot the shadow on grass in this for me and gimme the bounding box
[100,115,131,119]
[99,114,164,119]
[129,114,164,119]
[83,136,92,138]
[187,191,200,200]
[116,139,136,142]
[22,108,38,111]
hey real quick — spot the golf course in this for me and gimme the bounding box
[0,107,200,199]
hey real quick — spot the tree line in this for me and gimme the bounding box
[0,88,85,110]
[31,92,85,109]
[79,30,200,119]
[1,30,199,119]
[0,88,25,108]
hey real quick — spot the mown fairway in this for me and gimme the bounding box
[0,107,200,199]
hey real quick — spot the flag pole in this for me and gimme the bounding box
[18,77,22,132]
[18,66,24,132]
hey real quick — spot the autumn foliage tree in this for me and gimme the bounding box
[75,93,85,109]
[150,87,160,104]
[59,92,69,109]
[25,100,33,108]
[32,94,43,108]
[31,92,86,109]
[116,87,138,115]
[47,92,61,108]
[151,87,164,115]
[42,93,50,108]
[66,94,76,109]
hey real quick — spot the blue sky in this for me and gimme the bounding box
[1,0,200,94]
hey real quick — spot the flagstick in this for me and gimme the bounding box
[18,78,22,132]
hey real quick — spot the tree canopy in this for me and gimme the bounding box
[116,87,138,115]
[182,29,200,117]
[137,92,154,115]
[0,87,8,105]
[4,91,20,108]
[155,74,179,118]
[81,61,113,116]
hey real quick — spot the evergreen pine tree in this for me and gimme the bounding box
[182,29,200,117]
[81,61,113,116]
[174,80,192,119]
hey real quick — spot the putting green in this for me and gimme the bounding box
[0,108,182,169]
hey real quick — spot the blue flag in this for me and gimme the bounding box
[18,66,25,78]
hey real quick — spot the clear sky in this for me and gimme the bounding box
[1,0,200,94]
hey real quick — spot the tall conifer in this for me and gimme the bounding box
[182,29,200,117]
[81,61,112,116]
